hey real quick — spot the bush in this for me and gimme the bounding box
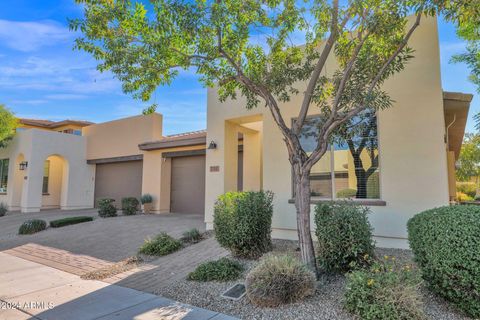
[408,205,480,317]
[181,228,202,243]
[456,181,476,198]
[314,201,375,272]
[49,216,93,228]
[187,258,243,282]
[121,197,139,215]
[140,194,153,204]
[345,257,425,320]
[246,254,316,307]
[336,188,357,198]
[19,219,47,235]
[456,191,473,202]
[214,191,273,258]
[138,233,182,256]
[0,202,7,217]
[97,198,117,217]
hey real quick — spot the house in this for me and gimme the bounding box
[0,16,472,249]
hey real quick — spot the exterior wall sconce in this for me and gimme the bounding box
[208,141,217,150]
[19,161,28,170]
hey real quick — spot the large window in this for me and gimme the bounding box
[297,111,380,199]
[42,160,50,194]
[0,159,9,193]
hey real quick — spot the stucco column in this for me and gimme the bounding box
[142,151,165,213]
[242,131,262,191]
[20,158,43,213]
[224,121,238,192]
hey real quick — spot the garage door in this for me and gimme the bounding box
[94,160,143,208]
[171,155,205,214]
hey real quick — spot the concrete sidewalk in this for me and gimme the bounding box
[0,252,237,320]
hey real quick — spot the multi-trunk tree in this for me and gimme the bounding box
[71,0,446,273]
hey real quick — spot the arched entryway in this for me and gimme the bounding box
[41,155,69,210]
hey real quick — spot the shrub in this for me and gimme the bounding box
[121,197,139,215]
[0,202,7,217]
[214,190,273,258]
[187,258,243,282]
[140,194,153,204]
[314,201,375,272]
[456,181,476,198]
[138,233,182,256]
[49,216,93,228]
[345,257,425,320]
[181,228,202,243]
[408,205,480,317]
[336,188,357,198]
[246,254,316,307]
[456,191,473,202]
[19,219,47,235]
[97,198,117,217]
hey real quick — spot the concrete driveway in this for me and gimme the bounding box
[0,209,205,262]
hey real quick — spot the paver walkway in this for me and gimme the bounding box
[0,252,237,320]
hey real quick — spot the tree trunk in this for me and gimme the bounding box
[352,153,367,199]
[293,164,318,275]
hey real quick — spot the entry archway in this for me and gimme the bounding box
[40,155,69,210]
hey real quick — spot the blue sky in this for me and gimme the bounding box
[0,0,477,135]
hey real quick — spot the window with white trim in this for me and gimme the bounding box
[0,159,9,193]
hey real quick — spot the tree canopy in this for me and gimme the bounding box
[0,105,17,148]
[457,133,480,182]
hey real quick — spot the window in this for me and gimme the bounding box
[0,159,9,193]
[73,130,82,136]
[297,111,380,199]
[42,160,50,194]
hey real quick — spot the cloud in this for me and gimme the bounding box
[0,19,72,52]
[44,94,88,100]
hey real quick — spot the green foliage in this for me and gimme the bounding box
[138,232,182,256]
[181,228,202,243]
[97,198,117,217]
[214,191,273,258]
[336,188,357,198]
[345,257,425,320]
[142,103,157,115]
[0,202,7,217]
[121,197,139,215]
[456,181,476,198]
[187,258,243,282]
[456,134,480,181]
[314,201,375,272]
[49,216,93,228]
[140,193,153,204]
[0,105,17,148]
[408,205,480,318]
[245,254,316,307]
[456,191,473,202]
[19,219,47,235]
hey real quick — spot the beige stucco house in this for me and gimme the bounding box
[0,16,472,249]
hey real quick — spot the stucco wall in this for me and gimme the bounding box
[205,16,448,248]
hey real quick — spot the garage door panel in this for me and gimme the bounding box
[171,156,205,214]
[94,160,143,207]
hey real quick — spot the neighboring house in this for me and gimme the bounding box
[0,16,473,249]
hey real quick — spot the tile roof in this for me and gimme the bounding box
[19,118,94,128]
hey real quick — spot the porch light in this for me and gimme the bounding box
[208,141,217,150]
[19,161,28,171]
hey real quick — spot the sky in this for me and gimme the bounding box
[0,0,477,135]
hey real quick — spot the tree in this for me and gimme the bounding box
[0,105,17,148]
[456,133,480,187]
[70,0,441,273]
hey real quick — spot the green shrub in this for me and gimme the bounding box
[345,257,425,320]
[214,190,273,258]
[140,194,153,204]
[456,191,473,202]
[456,181,476,198]
[0,202,7,217]
[314,201,375,272]
[336,188,357,198]
[187,258,243,282]
[49,216,93,228]
[138,233,182,256]
[181,228,202,243]
[408,205,480,317]
[121,197,139,215]
[19,219,47,235]
[246,254,316,307]
[97,198,117,217]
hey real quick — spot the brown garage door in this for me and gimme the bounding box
[94,160,143,208]
[171,155,205,214]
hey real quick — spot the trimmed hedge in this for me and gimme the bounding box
[214,191,273,258]
[187,258,243,282]
[138,233,182,256]
[49,216,93,228]
[314,201,375,272]
[97,198,117,217]
[122,197,139,215]
[19,219,47,235]
[408,205,480,318]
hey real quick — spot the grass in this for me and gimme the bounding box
[49,216,94,228]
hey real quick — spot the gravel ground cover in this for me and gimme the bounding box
[162,240,472,320]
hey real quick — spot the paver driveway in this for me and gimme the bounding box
[0,209,205,262]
